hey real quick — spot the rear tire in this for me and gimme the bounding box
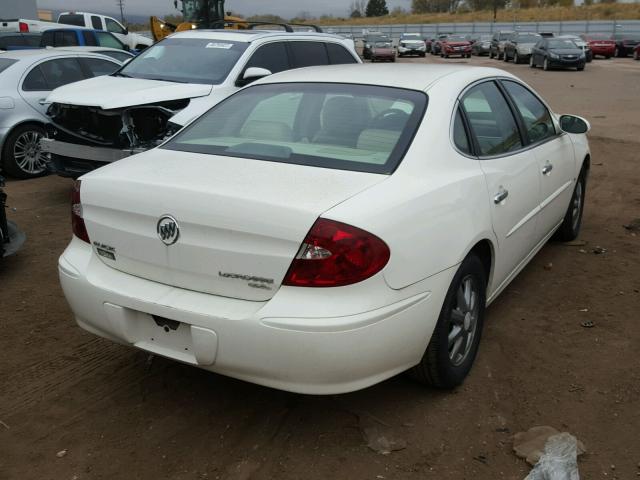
[543,58,550,71]
[530,55,536,68]
[489,50,494,59]
[514,52,520,64]
[410,253,487,389]
[555,170,587,242]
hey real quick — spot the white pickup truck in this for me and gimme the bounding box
[57,12,152,50]
[0,18,61,33]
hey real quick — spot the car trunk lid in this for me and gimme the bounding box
[80,148,386,301]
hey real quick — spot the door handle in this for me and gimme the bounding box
[38,99,47,105]
[494,187,509,204]
[542,162,553,175]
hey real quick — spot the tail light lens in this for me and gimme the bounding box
[283,218,390,288]
[19,22,29,33]
[71,180,90,243]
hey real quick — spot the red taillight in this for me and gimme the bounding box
[19,22,29,33]
[282,218,390,288]
[71,180,90,243]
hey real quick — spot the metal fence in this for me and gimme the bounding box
[323,20,640,41]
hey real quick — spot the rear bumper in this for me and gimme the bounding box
[59,238,454,394]
[548,58,585,68]
[590,45,614,56]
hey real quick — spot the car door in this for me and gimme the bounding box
[532,40,543,64]
[460,80,542,288]
[501,80,576,239]
[20,57,86,116]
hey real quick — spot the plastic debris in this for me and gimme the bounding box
[524,432,582,480]
[513,426,586,466]
[56,449,67,458]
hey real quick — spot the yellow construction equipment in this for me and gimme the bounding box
[151,0,247,42]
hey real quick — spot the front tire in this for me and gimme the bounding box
[514,52,520,64]
[543,58,550,71]
[410,254,487,389]
[530,55,536,68]
[1,124,48,179]
[555,170,587,242]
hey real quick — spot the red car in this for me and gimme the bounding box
[580,33,615,59]
[440,35,472,58]
[370,42,396,62]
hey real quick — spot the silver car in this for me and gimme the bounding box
[0,50,122,179]
[504,32,542,63]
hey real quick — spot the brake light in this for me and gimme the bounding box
[283,218,390,288]
[71,180,90,243]
[19,22,29,33]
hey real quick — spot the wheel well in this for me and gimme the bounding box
[469,240,493,286]
[582,154,590,173]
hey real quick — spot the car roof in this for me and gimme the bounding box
[0,48,118,62]
[254,64,516,92]
[171,29,349,43]
[0,32,41,37]
[51,46,131,53]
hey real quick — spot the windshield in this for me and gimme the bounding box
[118,37,248,84]
[517,34,541,43]
[374,42,391,48]
[499,33,513,40]
[446,36,468,42]
[401,34,422,40]
[548,39,577,49]
[366,35,389,43]
[0,58,18,74]
[164,83,428,174]
[614,34,640,41]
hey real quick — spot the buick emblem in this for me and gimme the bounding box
[157,215,180,245]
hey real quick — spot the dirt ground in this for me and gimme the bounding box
[1,54,639,480]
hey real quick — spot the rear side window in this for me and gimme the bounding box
[461,81,522,157]
[0,58,18,74]
[94,50,131,62]
[453,108,472,155]
[502,81,555,144]
[244,42,290,75]
[95,32,124,49]
[53,31,78,47]
[289,42,329,68]
[82,31,98,46]
[59,14,85,26]
[41,31,54,47]
[39,58,86,89]
[164,83,428,175]
[81,57,120,77]
[22,66,48,91]
[326,43,357,64]
[91,16,102,30]
[24,35,42,47]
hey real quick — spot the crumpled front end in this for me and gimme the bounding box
[42,99,189,178]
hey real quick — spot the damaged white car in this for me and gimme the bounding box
[41,29,360,178]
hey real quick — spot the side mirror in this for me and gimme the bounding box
[559,115,590,134]
[238,67,272,86]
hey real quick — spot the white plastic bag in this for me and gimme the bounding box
[525,432,580,480]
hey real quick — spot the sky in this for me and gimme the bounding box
[38,0,413,19]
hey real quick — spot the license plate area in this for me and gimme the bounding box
[103,303,218,366]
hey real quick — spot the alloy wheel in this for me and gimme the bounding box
[13,130,47,175]
[448,275,480,367]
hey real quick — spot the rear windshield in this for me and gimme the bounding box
[163,83,428,174]
[548,39,577,49]
[517,34,541,42]
[585,33,612,40]
[0,58,18,74]
[58,14,85,27]
[118,37,248,84]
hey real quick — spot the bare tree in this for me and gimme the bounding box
[349,0,367,17]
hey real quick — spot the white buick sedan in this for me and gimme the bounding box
[59,65,590,394]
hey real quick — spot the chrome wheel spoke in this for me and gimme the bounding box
[451,308,465,326]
